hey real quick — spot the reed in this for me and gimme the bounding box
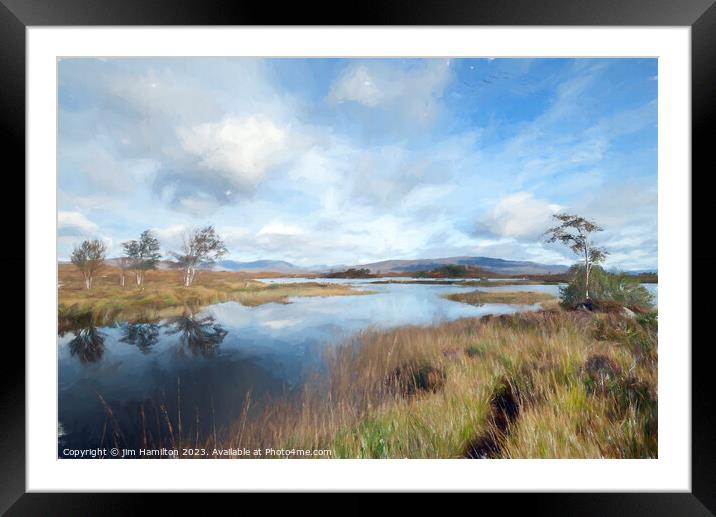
[106,307,656,459]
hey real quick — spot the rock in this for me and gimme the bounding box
[573,298,595,311]
[621,307,636,319]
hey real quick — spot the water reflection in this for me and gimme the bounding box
[68,326,106,364]
[119,322,160,354]
[165,313,228,358]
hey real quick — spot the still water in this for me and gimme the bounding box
[644,283,658,306]
[58,279,655,454]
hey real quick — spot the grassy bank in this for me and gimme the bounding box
[99,306,656,459]
[58,265,370,331]
[443,289,556,306]
[268,308,656,458]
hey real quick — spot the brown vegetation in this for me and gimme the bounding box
[443,289,556,306]
[58,264,370,331]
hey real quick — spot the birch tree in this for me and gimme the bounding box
[122,230,162,287]
[170,226,227,287]
[117,256,130,287]
[70,239,107,289]
[544,214,608,300]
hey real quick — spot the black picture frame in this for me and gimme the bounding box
[2,0,712,513]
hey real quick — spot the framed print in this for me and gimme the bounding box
[3,0,714,513]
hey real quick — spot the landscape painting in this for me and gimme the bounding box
[58,57,658,459]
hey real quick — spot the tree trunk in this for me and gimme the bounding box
[585,266,590,300]
[584,248,590,300]
[120,272,125,287]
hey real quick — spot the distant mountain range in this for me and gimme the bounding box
[209,256,571,275]
[210,260,312,273]
[93,256,655,276]
[352,256,570,275]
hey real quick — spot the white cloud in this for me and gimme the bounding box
[57,212,118,260]
[327,59,452,126]
[60,140,160,195]
[221,225,251,240]
[107,67,218,122]
[179,115,294,192]
[329,60,451,108]
[328,65,387,107]
[150,224,189,254]
[175,195,223,217]
[257,220,305,237]
[580,183,656,228]
[480,192,561,239]
[58,211,99,236]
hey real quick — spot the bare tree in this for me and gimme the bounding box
[70,239,107,289]
[170,226,227,287]
[544,214,608,300]
[122,230,162,287]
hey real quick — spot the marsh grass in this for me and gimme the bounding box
[96,307,656,459]
[58,265,370,331]
[443,289,556,306]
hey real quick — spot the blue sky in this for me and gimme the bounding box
[58,58,657,269]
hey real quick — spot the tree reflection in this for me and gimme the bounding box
[165,313,227,357]
[119,322,160,354]
[68,327,106,364]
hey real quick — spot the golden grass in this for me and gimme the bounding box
[443,289,556,306]
[58,264,370,330]
[190,308,656,459]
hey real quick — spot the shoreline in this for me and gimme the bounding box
[58,266,374,331]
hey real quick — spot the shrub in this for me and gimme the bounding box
[636,311,658,329]
[560,265,654,308]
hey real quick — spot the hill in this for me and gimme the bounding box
[354,256,570,276]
